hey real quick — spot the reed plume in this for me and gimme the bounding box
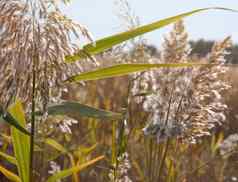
[0,0,94,112]
[132,21,231,143]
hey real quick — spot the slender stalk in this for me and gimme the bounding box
[148,139,153,182]
[30,54,36,181]
[117,79,131,156]
[157,139,170,181]
[151,142,159,181]
[167,140,178,182]
[144,138,149,182]
[111,120,117,181]
[155,143,163,180]
[157,91,173,181]
[165,95,184,182]
[69,154,80,182]
[30,1,37,179]
[112,79,132,181]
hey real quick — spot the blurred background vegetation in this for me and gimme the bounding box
[0,1,238,182]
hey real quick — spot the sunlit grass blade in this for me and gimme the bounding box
[46,155,104,182]
[0,106,30,135]
[45,138,68,154]
[66,63,206,82]
[65,7,237,62]
[0,165,21,182]
[0,133,11,144]
[0,133,41,152]
[37,101,122,120]
[8,100,30,182]
[77,143,98,156]
[0,151,17,165]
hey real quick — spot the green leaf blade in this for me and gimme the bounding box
[0,165,21,182]
[46,155,104,182]
[0,106,30,135]
[8,100,30,182]
[65,7,237,62]
[45,138,68,154]
[66,63,205,82]
[42,101,122,120]
[0,151,17,165]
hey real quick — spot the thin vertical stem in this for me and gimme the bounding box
[151,142,159,181]
[30,55,36,181]
[144,138,149,182]
[111,120,117,182]
[167,140,179,182]
[158,139,170,181]
[148,139,153,182]
[157,91,173,181]
[30,1,37,180]
[155,143,163,180]
[69,154,80,182]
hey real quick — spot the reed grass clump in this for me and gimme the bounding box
[0,0,94,111]
[0,0,237,181]
[132,21,231,143]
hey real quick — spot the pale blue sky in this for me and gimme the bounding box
[62,0,238,47]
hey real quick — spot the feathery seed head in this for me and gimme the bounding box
[0,0,94,111]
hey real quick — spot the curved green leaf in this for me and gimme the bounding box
[66,63,206,82]
[38,102,122,120]
[45,138,68,154]
[0,106,30,135]
[0,165,21,182]
[65,7,237,62]
[0,133,12,144]
[46,155,104,182]
[0,151,17,165]
[8,100,30,182]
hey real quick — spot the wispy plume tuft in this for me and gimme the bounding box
[132,21,231,143]
[0,0,95,111]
